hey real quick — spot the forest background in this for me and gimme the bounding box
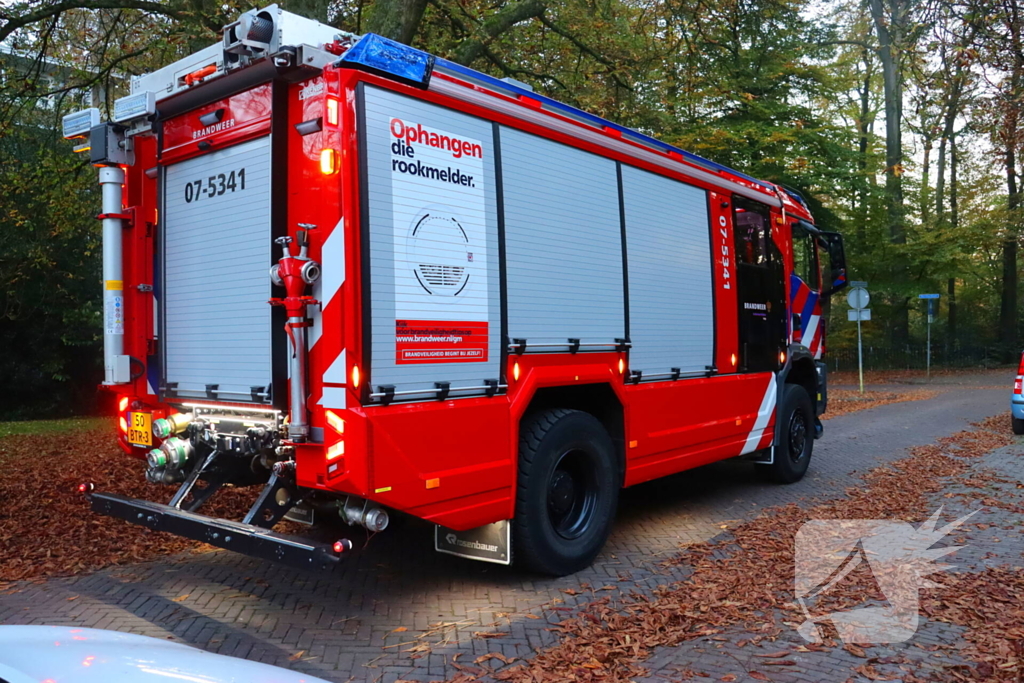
[0,0,1016,416]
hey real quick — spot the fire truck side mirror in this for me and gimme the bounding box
[818,231,847,296]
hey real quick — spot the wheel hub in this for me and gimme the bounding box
[545,449,598,540]
[548,470,576,517]
[788,410,807,463]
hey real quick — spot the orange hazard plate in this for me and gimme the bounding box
[128,411,152,447]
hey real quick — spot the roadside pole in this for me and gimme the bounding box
[848,282,870,394]
[919,294,940,381]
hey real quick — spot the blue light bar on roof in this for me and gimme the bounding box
[338,34,435,89]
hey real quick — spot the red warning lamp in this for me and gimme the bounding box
[118,396,129,412]
[333,539,353,554]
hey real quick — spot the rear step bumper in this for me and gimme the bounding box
[88,491,345,570]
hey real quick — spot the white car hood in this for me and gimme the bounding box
[0,626,332,683]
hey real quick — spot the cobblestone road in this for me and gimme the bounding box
[0,372,1012,682]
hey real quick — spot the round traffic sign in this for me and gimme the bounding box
[847,287,869,310]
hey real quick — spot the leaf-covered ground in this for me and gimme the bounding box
[824,389,939,420]
[0,423,257,582]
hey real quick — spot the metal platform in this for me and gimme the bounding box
[88,491,345,570]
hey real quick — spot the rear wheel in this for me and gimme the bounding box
[513,409,618,576]
[757,384,814,484]
[1013,415,1024,435]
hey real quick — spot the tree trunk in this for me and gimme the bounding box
[869,0,908,346]
[451,0,547,65]
[1000,11,1024,356]
[869,0,905,244]
[935,133,947,222]
[935,79,962,222]
[950,134,959,230]
[948,134,958,345]
[1001,131,1020,355]
[365,0,429,44]
[856,52,872,244]
[920,122,932,226]
[947,277,957,346]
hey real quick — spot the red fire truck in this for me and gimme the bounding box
[64,5,847,575]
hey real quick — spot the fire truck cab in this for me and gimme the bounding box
[64,6,847,575]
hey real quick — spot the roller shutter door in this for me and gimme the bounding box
[361,85,501,401]
[161,136,273,402]
[500,127,625,350]
[621,165,713,378]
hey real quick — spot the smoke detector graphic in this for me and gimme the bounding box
[407,209,472,297]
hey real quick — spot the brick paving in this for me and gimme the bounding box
[0,370,1014,682]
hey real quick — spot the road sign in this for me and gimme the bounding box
[918,293,940,299]
[846,284,870,394]
[847,287,870,310]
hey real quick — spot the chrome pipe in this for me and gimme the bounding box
[99,166,128,384]
[287,316,309,441]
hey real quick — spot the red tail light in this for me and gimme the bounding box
[1016,352,1024,395]
[118,396,129,412]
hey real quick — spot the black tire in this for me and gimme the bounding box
[757,384,814,484]
[513,409,619,576]
[1013,415,1024,435]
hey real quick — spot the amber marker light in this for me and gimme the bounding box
[730,353,737,367]
[513,362,520,381]
[326,441,345,460]
[779,351,787,365]
[325,409,345,434]
[351,365,361,388]
[320,148,338,174]
[326,98,340,126]
[618,358,625,374]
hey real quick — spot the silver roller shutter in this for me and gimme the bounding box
[161,136,273,401]
[621,165,713,378]
[500,127,625,351]
[361,85,501,401]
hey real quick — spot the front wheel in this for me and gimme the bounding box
[757,384,814,484]
[513,409,619,576]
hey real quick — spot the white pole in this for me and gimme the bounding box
[857,314,864,394]
[99,166,127,385]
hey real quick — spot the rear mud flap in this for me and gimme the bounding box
[435,520,511,565]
